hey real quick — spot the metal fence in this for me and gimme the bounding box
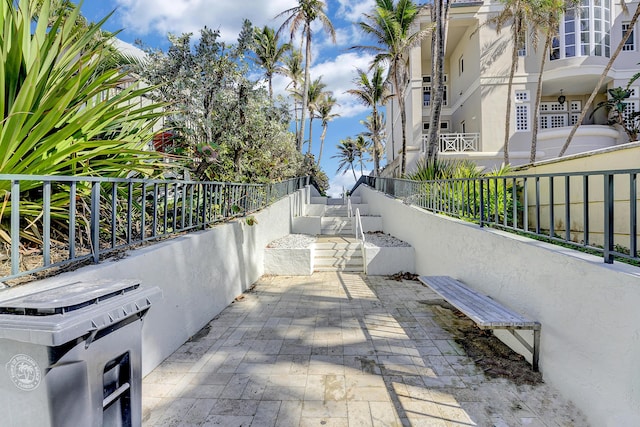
[0,175,309,283]
[355,170,640,265]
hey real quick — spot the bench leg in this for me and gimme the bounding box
[533,329,540,372]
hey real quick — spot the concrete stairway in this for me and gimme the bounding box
[314,202,364,272]
[314,236,363,272]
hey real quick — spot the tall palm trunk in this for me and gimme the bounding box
[372,107,381,176]
[307,113,314,154]
[560,3,640,156]
[427,0,450,162]
[393,67,408,176]
[503,15,521,165]
[299,28,311,152]
[530,32,552,163]
[293,83,300,142]
[318,124,327,165]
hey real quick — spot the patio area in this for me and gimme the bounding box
[141,272,586,426]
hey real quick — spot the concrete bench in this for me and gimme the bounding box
[418,275,541,371]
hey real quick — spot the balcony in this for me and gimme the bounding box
[421,132,480,153]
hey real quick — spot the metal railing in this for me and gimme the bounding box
[421,133,480,153]
[0,175,309,283]
[357,170,640,265]
[354,208,367,275]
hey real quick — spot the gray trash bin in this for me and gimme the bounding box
[0,280,161,427]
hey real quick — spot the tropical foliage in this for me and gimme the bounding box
[251,26,290,101]
[277,0,336,151]
[0,0,168,246]
[135,24,303,182]
[592,85,640,142]
[346,66,390,176]
[408,159,520,226]
[354,0,429,176]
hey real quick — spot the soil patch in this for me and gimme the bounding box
[388,272,419,282]
[421,299,543,386]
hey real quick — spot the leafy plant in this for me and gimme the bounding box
[0,0,169,247]
[591,87,638,141]
[408,159,521,227]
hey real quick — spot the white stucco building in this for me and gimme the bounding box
[383,0,639,176]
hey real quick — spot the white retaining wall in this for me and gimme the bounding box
[355,185,640,427]
[0,188,306,377]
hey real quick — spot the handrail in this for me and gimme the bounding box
[0,175,309,284]
[370,171,640,266]
[354,208,366,274]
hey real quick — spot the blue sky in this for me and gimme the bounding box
[77,0,380,196]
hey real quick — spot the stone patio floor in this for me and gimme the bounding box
[141,272,587,427]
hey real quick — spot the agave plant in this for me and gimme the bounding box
[0,0,170,248]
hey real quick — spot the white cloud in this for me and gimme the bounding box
[335,0,376,22]
[115,0,297,41]
[271,51,375,119]
[328,170,371,198]
[309,52,375,118]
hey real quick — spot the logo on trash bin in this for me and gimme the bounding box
[6,354,41,391]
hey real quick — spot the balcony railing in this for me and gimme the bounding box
[354,170,640,266]
[0,175,309,283]
[422,133,480,153]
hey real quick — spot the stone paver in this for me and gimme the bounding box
[142,272,588,426]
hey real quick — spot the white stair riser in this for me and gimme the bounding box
[314,243,360,252]
[315,250,362,257]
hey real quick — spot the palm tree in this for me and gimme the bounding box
[360,112,386,174]
[252,26,290,101]
[276,0,336,152]
[425,0,451,162]
[316,93,339,166]
[353,0,429,176]
[346,66,391,176]
[354,134,371,175]
[332,137,358,181]
[559,2,640,156]
[280,48,304,143]
[490,0,538,165]
[529,0,572,163]
[305,76,328,154]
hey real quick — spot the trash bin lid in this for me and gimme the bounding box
[0,280,161,346]
[0,280,140,315]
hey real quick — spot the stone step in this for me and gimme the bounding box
[321,230,353,236]
[315,241,360,248]
[314,251,363,261]
[314,266,363,272]
[315,249,362,257]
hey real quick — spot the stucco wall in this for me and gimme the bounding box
[0,188,306,377]
[355,184,640,427]
[515,143,640,248]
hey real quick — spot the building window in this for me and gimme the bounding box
[422,121,450,132]
[550,0,611,60]
[461,120,466,133]
[516,105,529,131]
[459,56,464,75]
[423,86,431,107]
[517,35,527,56]
[539,100,582,129]
[623,22,635,51]
[422,75,448,107]
[515,90,530,131]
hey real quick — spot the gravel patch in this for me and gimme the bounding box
[364,232,410,248]
[267,234,316,248]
